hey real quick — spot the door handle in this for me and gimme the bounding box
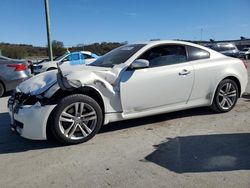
[179,69,191,76]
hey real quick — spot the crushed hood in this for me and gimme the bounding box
[57,65,120,95]
[18,70,57,95]
[17,65,122,96]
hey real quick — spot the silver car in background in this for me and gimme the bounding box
[239,48,250,60]
[0,55,31,97]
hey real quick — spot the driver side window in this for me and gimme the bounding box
[139,45,187,68]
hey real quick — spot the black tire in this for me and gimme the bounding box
[211,79,239,113]
[0,82,4,97]
[49,94,103,145]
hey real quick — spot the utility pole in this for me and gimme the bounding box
[44,0,53,60]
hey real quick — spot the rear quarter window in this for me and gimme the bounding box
[186,46,210,61]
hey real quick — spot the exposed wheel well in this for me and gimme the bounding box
[223,76,241,97]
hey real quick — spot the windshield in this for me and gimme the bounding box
[90,44,145,67]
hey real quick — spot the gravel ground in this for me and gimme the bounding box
[0,60,250,188]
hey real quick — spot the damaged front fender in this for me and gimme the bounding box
[56,64,123,113]
[57,64,118,95]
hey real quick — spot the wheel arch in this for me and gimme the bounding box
[223,76,241,97]
[49,86,105,113]
[210,75,241,105]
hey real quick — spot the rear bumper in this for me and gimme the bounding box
[5,77,29,91]
[8,102,56,140]
[4,71,31,92]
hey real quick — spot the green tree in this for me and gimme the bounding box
[52,40,65,56]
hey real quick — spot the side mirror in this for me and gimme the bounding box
[130,59,149,69]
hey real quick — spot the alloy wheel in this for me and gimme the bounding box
[218,82,237,110]
[58,102,97,140]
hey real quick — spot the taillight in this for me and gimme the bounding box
[241,60,248,69]
[7,64,27,71]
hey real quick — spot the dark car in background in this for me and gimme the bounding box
[0,55,31,97]
[210,43,239,57]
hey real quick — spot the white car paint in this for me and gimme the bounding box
[8,40,248,140]
[33,51,98,74]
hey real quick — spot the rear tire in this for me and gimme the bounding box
[211,79,239,113]
[0,82,4,97]
[49,94,103,145]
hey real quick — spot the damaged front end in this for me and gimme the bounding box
[56,63,118,95]
[8,63,123,138]
[8,69,59,113]
[7,70,59,138]
[8,89,57,140]
[8,91,50,113]
[55,63,123,113]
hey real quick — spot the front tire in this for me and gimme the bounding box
[49,94,103,144]
[211,79,239,113]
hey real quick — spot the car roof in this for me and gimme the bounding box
[133,40,209,47]
[80,51,92,55]
[133,40,216,51]
[130,40,224,58]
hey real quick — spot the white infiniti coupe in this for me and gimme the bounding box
[8,40,248,144]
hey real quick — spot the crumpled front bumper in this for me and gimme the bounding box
[8,99,56,140]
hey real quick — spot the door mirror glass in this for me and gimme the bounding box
[130,59,149,69]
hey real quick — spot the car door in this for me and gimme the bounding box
[120,44,195,114]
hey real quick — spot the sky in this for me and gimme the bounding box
[0,0,250,47]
